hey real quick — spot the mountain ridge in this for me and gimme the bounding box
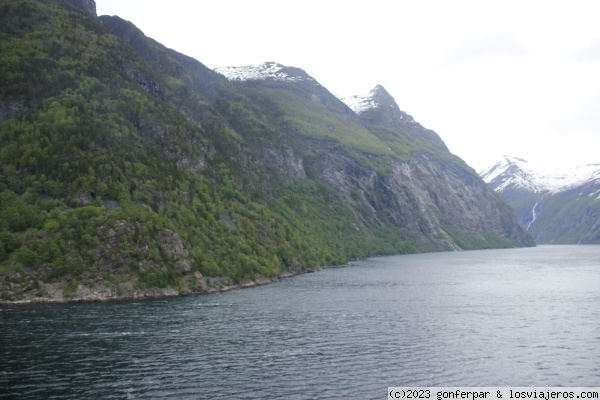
[481,155,600,244]
[481,155,600,194]
[215,62,315,84]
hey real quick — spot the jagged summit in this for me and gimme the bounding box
[340,85,448,153]
[480,155,600,194]
[340,85,417,125]
[340,85,383,114]
[214,62,314,83]
[340,85,406,116]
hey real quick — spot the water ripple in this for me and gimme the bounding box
[2,246,600,399]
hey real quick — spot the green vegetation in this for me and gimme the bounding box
[258,85,392,154]
[442,226,515,250]
[529,191,600,244]
[237,81,397,175]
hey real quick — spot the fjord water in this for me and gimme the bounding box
[2,246,600,399]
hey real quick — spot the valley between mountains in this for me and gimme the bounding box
[481,156,600,244]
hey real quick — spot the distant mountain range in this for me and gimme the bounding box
[481,156,600,244]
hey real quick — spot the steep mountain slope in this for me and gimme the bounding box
[481,156,600,243]
[0,0,531,303]
[343,86,532,249]
[340,85,449,160]
[215,66,533,250]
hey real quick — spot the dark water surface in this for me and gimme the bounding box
[2,245,600,399]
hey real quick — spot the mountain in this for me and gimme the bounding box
[481,156,600,243]
[213,63,532,248]
[340,85,449,159]
[215,62,313,83]
[0,0,532,303]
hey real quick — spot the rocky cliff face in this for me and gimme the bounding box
[305,143,532,249]
[481,156,600,244]
[341,90,533,248]
[213,63,533,249]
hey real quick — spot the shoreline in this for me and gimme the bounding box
[0,265,347,307]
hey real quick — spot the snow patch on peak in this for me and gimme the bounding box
[214,62,311,83]
[339,86,383,114]
[480,156,528,185]
[481,155,600,194]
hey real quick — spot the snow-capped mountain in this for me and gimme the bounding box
[339,85,449,155]
[480,155,600,244]
[480,155,600,194]
[214,62,314,83]
[340,86,385,114]
[340,85,410,118]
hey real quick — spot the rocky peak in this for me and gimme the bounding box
[341,85,448,151]
[480,155,600,194]
[214,62,314,83]
[480,156,540,193]
[340,85,403,115]
[341,85,381,114]
[340,85,417,125]
[367,84,403,113]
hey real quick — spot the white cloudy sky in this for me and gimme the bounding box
[95,0,600,172]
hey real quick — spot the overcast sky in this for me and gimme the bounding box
[96,0,600,172]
